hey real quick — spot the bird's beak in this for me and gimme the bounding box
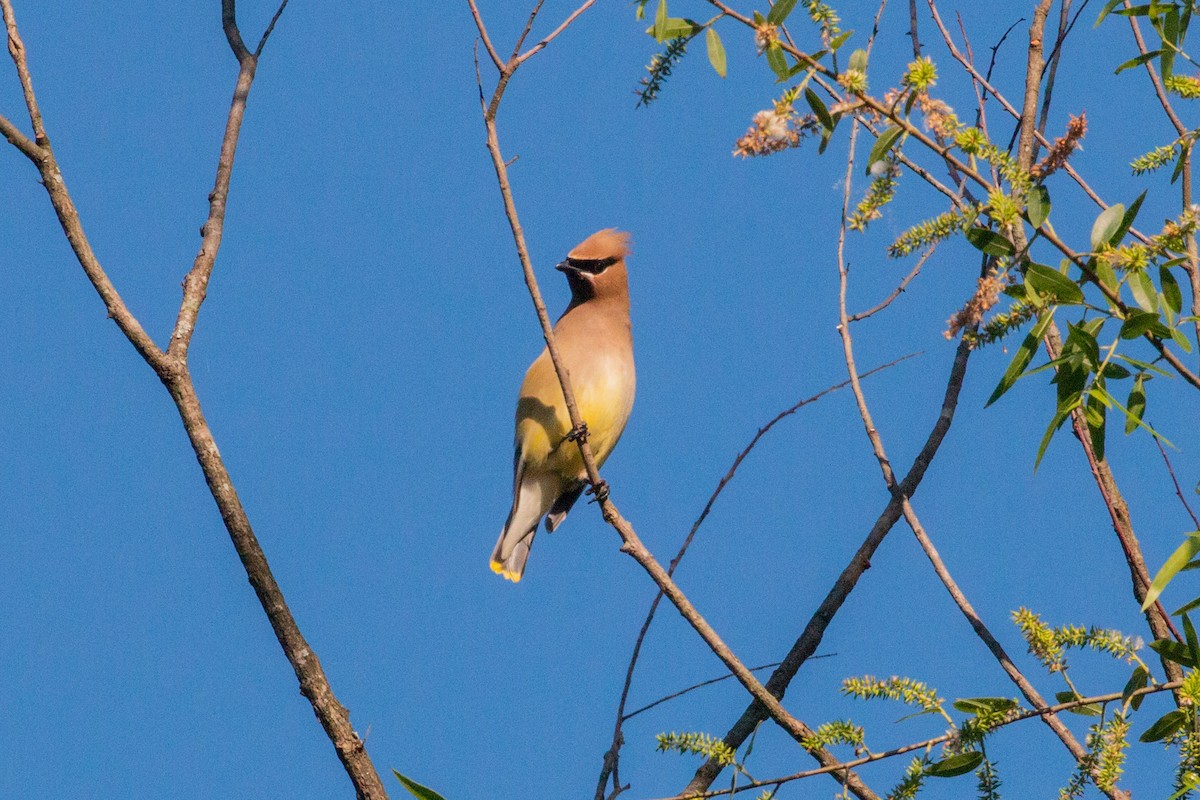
[555,260,577,273]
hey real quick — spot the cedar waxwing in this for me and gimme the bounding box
[490,229,636,582]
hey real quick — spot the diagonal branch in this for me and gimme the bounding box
[471,5,878,800]
[1,0,44,144]
[518,0,598,64]
[595,354,918,800]
[0,4,387,798]
[659,679,1183,800]
[167,56,256,360]
[0,108,39,161]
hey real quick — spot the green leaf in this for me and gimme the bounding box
[1185,613,1200,668]
[1086,391,1106,461]
[1173,594,1200,616]
[1172,325,1195,353]
[1027,184,1051,228]
[1130,269,1159,312]
[653,17,702,40]
[1140,709,1188,743]
[965,227,1015,256]
[705,27,727,77]
[1035,403,1075,471]
[1056,690,1103,716]
[1113,191,1147,244]
[1162,266,1183,314]
[988,310,1055,406]
[766,42,789,80]
[1174,141,1192,184]
[1091,203,1126,250]
[1026,263,1084,305]
[867,125,903,173]
[925,751,984,778]
[952,697,1020,714]
[1143,532,1200,611]
[829,29,854,50]
[1115,49,1163,73]
[1120,309,1161,339]
[1099,362,1132,380]
[1094,256,1119,294]
[1162,4,1180,79]
[805,87,833,131]
[1096,0,1126,26]
[1125,374,1146,434]
[653,0,668,40]
[767,0,799,25]
[1122,665,1149,711]
[1150,638,1199,667]
[848,48,868,73]
[394,770,449,800]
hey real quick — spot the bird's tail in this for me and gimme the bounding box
[491,470,561,582]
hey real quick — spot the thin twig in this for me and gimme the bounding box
[907,0,921,57]
[0,108,39,161]
[597,354,917,798]
[848,248,934,322]
[0,3,387,797]
[255,0,291,57]
[655,680,1183,800]
[1,0,45,144]
[468,0,504,70]
[472,5,879,799]
[221,0,251,62]
[624,661,797,722]
[1125,3,1200,360]
[167,58,257,360]
[1156,435,1200,530]
[518,0,598,64]
[928,1,1151,244]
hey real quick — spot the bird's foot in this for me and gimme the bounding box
[566,422,590,443]
[587,480,610,503]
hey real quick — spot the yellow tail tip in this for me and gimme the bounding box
[489,559,523,583]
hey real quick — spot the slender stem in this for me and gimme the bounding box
[0,3,387,797]
[518,0,598,64]
[1156,436,1200,530]
[596,355,916,800]
[1,0,45,144]
[848,248,933,321]
[1125,4,1200,361]
[168,58,256,360]
[474,5,880,799]
[467,0,504,70]
[657,680,1183,800]
[168,373,388,799]
[926,0,1151,243]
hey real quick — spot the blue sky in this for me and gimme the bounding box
[1,2,1198,798]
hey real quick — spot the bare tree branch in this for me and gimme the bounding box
[0,108,39,161]
[1156,435,1200,530]
[848,248,934,322]
[518,0,598,64]
[168,58,256,359]
[467,0,505,70]
[657,679,1183,800]
[0,4,388,798]
[1125,3,1200,360]
[472,4,883,799]
[596,354,918,799]
[927,0,1151,244]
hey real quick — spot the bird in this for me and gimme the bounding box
[490,228,636,583]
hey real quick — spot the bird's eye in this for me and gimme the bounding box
[566,256,619,274]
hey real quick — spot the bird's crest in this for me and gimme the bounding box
[568,228,632,262]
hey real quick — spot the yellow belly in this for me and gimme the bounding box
[515,350,633,479]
